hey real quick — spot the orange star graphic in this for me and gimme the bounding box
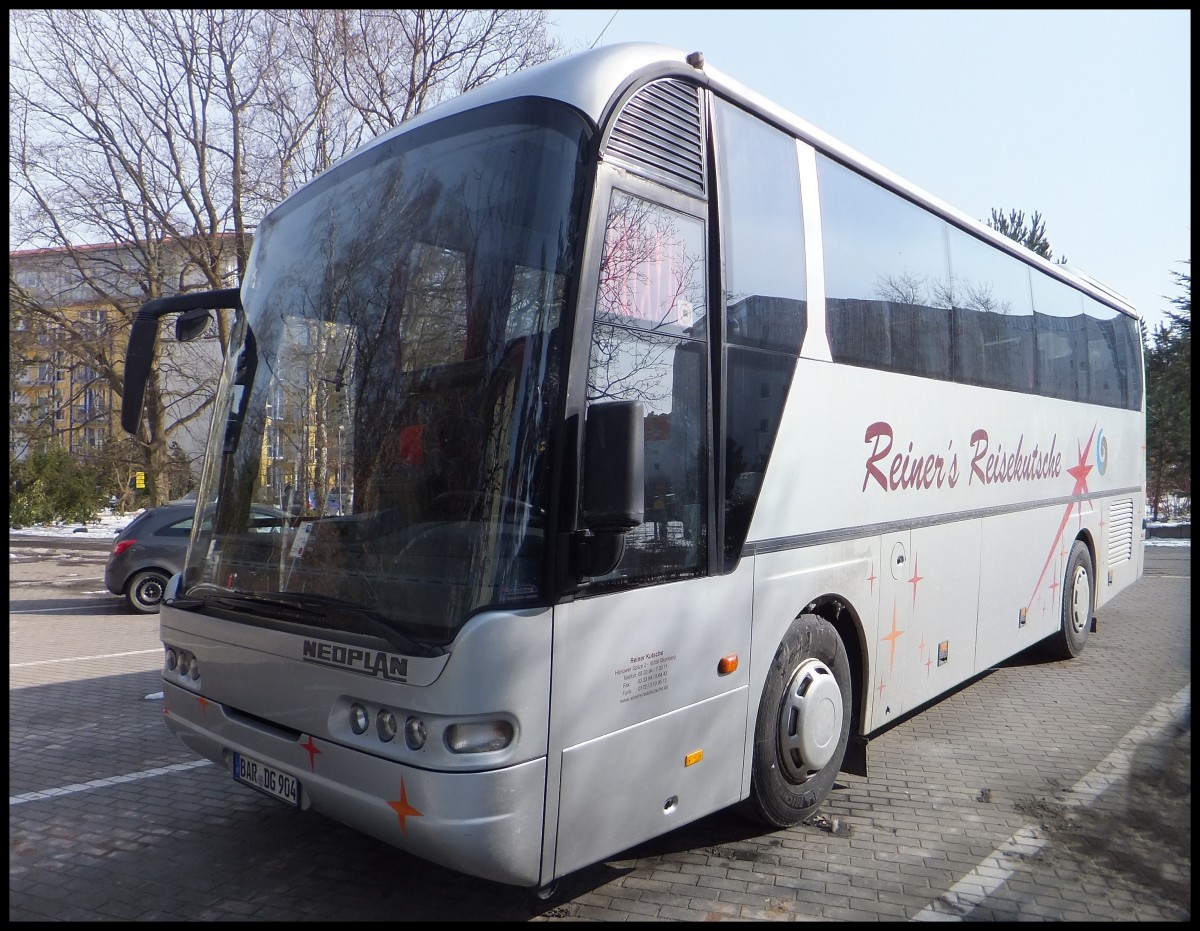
[907,554,923,608]
[387,778,423,835]
[881,599,905,673]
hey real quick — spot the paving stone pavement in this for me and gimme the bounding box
[9,541,1190,921]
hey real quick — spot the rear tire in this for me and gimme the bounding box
[1044,540,1093,660]
[743,613,852,827]
[125,569,169,614]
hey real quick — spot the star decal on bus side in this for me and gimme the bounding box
[387,778,423,835]
[301,736,321,771]
[907,554,923,608]
[866,563,877,594]
[1026,426,1096,611]
[881,599,905,673]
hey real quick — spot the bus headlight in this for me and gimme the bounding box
[404,716,426,750]
[377,710,398,743]
[164,647,177,672]
[445,720,514,753]
[349,703,370,735]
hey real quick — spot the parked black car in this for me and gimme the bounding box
[105,502,288,613]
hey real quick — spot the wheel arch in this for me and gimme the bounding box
[800,593,868,775]
[1075,527,1097,575]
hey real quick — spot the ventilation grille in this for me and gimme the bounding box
[607,80,704,195]
[1107,498,1134,565]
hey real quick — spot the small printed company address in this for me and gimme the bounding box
[614,651,677,703]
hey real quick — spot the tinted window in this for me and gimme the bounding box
[946,226,1035,392]
[588,191,708,586]
[713,99,807,566]
[1086,297,1142,409]
[815,153,1138,410]
[159,518,194,537]
[1030,270,1086,402]
[819,155,951,379]
[713,100,807,352]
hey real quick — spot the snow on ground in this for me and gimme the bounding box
[1145,535,1191,547]
[10,508,139,540]
[8,509,1191,547]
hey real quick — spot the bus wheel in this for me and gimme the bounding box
[1044,540,1094,660]
[744,613,851,828]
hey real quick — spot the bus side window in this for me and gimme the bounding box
[587,189,709,587]
[712,98,808,567]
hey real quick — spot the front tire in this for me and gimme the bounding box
[1044,540,1093,660]
[744,613,852,827]
[125,569,169,614]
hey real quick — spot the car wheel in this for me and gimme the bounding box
[125,569,169,613]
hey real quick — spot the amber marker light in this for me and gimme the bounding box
[717,654,738,675]
[684,749,704,767]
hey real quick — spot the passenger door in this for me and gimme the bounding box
[547,169,752,879]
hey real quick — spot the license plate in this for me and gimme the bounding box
[232,752,299,808]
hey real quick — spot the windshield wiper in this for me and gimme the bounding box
[197,589,443,657]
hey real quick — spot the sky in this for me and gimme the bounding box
[546,9,1191,336]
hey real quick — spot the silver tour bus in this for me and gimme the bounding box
[122,42,1145,894]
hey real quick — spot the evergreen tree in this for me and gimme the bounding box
[988,208,1068,265]
[1144,262,1190,519]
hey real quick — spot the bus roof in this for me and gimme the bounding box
[310,42,1139,319]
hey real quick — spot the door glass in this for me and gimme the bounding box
[587,190,709,587]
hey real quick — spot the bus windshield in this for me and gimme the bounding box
[182,99,592,648]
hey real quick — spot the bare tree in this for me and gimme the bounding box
[324,10,560,134]
[10,9,263,503]
[10,8,560,507]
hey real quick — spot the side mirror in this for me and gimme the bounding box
[122,287,240,435]
[175,308,212,342]
[581,399,645,531]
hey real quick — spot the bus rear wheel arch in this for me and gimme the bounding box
[743,612,852,828]
[1043,538,1095,660]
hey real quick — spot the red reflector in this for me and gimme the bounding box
[112,539,136,557]
[717,654,738,675]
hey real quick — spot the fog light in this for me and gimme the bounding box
[445,720,514,753]
[350,702,370,735]
[404,716,427,750]
[377,710,398,742]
